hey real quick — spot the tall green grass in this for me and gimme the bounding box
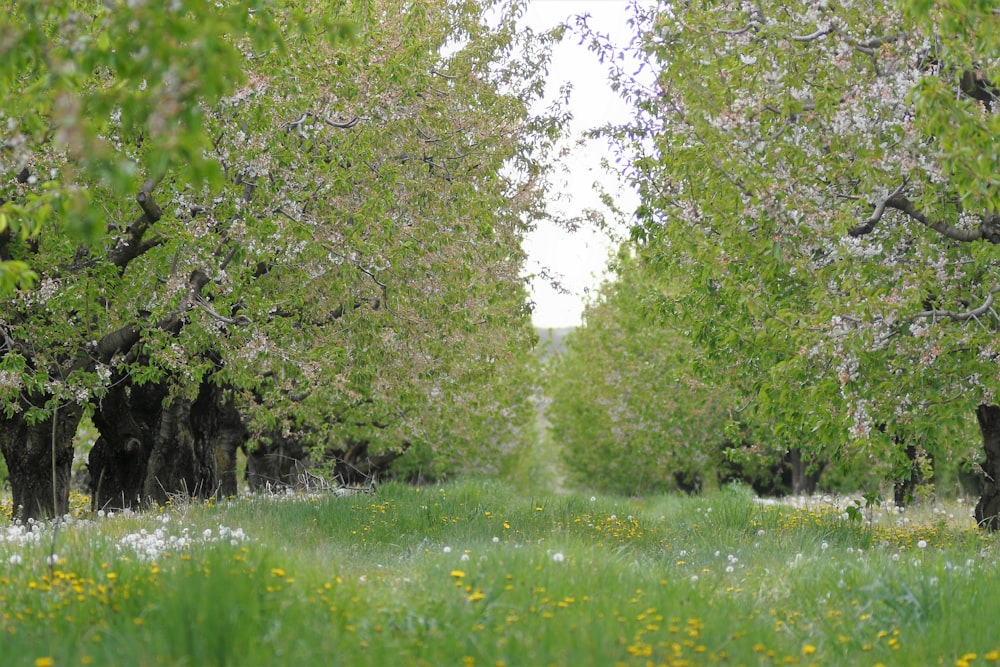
[1,481,998,666]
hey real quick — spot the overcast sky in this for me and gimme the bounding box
[520,0,640,330]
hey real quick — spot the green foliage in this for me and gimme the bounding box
[0,0,566,494]
[580,0,998,485]
[846,490,883,529]
[547,246,730,495]
[0,0,287,252]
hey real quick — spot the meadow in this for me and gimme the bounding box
[1,481,999,667]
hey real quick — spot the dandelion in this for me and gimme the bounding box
[552,552,565,563]
[8,554,22,565]
[450,570,465,579]
[492,536,500,543]
[461,554,470,562]
[443,546,452,553]
[917,539,927,549]
[35,659,54,667]
[803,644,817,656]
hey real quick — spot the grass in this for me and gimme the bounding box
[1,481,999,666]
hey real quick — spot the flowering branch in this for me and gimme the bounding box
[849,181,994,243]
[887,195,989,242]
[791,25,835,42]
[912,285,1000,323]
[193,294,252,326]
[848,179,908,237]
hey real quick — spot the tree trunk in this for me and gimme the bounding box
[786,448,823,496]
[89,379,165,511]
[0,403,83,520]
[143,395,200,505]
[91,376,243,508]
[246,434,410,491]
[190,382,245,499]
[246,432,309,491]
[893,444,935,507]
[975,404,1000,530]
[335,438,409,485]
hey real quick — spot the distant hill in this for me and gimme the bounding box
[535,326,575,358]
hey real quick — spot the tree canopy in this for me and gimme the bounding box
[0,0,566,518]
[566,0,999,515]
[547,245,729,495]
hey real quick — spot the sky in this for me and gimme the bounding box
[520,0,640,330]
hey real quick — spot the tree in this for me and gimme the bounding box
[1,0,565,518]
[547,245,730,495]
[586,1,997,518]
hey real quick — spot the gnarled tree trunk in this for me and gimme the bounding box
[90,376,244,509]
[89,379,165,511]
[0,403,84,520]
[190,381,245,499]
[975,404,1000,530]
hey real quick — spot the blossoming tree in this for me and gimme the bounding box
[547,245,731,495]
[0,0,563,518]
[588,0,1000,523]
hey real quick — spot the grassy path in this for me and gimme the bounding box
[1,482,998,666]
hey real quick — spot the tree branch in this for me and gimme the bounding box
[89,269,213,366]
[282,112,360,133]
[790,25,835,42]
[886,194,985,242]
[850,182,990,243]
[912,286,1000,322]
[848,179,908,237]
[109,175,166,271]
[193,294,251,326]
